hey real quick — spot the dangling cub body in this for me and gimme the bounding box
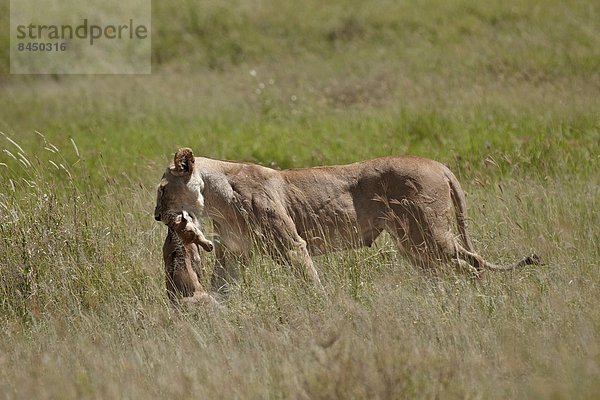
[162,210,217,305]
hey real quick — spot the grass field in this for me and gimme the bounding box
[0,0,599,398]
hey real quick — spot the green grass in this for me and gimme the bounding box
[0,0,599,398]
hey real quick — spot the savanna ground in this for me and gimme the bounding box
[0,0,598,398]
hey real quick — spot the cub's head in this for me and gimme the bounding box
[154,148,205,229]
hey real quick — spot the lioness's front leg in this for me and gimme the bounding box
[255,207,324,291]
[211,238,244,296]
[280,238,324,291]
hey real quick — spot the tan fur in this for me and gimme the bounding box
[162,211,217,305]
[155,148,540,294]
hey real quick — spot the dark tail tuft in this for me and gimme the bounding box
[521,254,543,267]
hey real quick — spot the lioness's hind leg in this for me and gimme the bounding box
[453,243,495,275]
[451,257,482,277]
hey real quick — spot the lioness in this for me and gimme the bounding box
[155,148,539,294]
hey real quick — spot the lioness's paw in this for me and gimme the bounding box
[181,292,221,308]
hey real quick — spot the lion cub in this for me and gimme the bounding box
[163,210,217,305]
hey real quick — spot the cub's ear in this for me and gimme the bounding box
[171,148,195,176]
[180,210,192,223]
[173,213,183,225]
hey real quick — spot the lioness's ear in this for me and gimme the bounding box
[171,148,195,176]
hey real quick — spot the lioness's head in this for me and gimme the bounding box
[154,148,206,236]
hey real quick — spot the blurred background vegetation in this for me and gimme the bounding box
[0,0,597,177]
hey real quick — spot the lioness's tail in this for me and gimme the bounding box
[444,168,541,272]
[455,245,541,271]
[445,168,475,251]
